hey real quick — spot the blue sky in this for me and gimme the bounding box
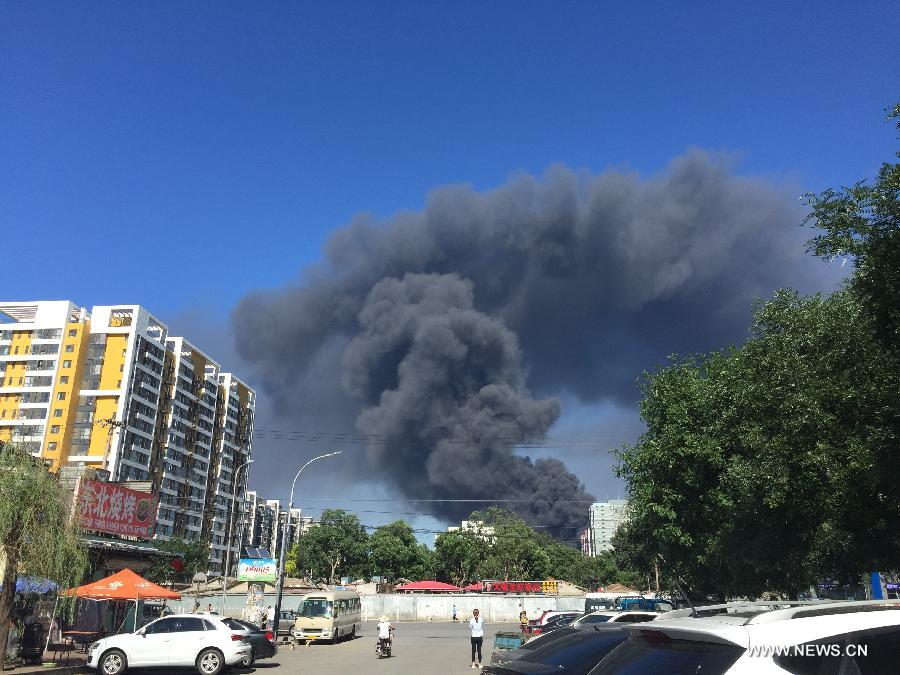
[2,2,898,540]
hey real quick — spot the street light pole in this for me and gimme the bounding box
[272,451,341,633]
[222,459,254,614]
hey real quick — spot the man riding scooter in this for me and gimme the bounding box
[376,614,395,658]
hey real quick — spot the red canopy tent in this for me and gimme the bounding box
[395,581,462,593]
[462,583,482,592]
[64,569,181,600]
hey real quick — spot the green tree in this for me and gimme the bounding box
[618,289,900,598]
[369,521,431,582]
[433,530,486,586]
[0,443,87,665]
[144,536,210,585]
[470,508,550,581]
[289,509,369,583]
[805,103,900,351]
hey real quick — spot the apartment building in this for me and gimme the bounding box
[588,499,629,555]
[0,301,255,576]
[240,492,316,565]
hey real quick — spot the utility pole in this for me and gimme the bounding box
[98,417,127,473]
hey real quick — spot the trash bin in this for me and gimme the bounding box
[20,622,45,664]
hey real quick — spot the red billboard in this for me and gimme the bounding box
[77,479,157,539]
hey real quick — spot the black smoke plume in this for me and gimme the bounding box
[234,150,833,532]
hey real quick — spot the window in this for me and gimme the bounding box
[174,617,206,632]
[143,618,179,635]
[65,344,74,353]
[60,376,69,384]
[51,425,60,433]
[63,360,72,368]
[53,409,63,418]
[57,392,66,401]
[68,329,77,337]
[48,442,57,451]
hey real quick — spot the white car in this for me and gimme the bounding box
[573,610,660,626]
[87,613,252,675]
[588,600,900,674]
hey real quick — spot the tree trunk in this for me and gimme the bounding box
[0,545,19,667]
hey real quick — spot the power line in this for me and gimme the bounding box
[248,427,628,450]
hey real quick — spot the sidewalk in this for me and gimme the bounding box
[4,653,87,674]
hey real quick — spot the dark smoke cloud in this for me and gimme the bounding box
[233,150,836,531]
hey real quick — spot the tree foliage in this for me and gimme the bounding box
[368,520,432,582]
[0,443,88,664]
[805,103,900,351]
[289,509,369,583]
[432,507,640,590]
[144,536,210,585]
[618,289,900,597]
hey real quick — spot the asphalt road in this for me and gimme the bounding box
[244,620,518,674]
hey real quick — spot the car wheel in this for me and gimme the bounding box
[196,648,225,675]
[100,649,127,675]
[240,651,255,668]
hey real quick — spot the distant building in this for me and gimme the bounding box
[579,528,593,556]
[588,500,629,555]
[446,520,495,543]
[240,492,316,560]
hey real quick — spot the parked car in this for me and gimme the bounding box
[491,627,586,667]
[483,626,628,674]
[588,600,900,674]
[528,612,582,637]
[525,611,583,635]
[222,618,278,667]
[87,613,252,675]
[571,610,659,627]
[276,610,296,638]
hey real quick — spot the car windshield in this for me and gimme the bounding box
[578,615,613,624]
[588,636,745,675]
[299,598,333,618]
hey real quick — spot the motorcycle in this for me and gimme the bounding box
[375,636,392,658]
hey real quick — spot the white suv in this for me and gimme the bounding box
[87,613,252,675]
[588,600,900,674]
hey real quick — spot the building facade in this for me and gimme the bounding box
[588,500,629,555]
[239,493,316,564]
[0,301,255,576]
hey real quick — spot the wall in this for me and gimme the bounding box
[360,594,587,623]
[169,592,586,622]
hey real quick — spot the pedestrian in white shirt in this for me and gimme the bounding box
[468,608,484,669]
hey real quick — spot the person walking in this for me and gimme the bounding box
[468,608,484,669]
[452,604,458,622]
[519,606,528,635]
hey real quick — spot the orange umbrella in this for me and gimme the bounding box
[64,568,180,600]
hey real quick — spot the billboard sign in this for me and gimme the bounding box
[238,558,278,582]
[77,479,157,539]
[482,580,553,594]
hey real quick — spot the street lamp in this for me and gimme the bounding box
[272,451,341,632]
[222,458,254,614]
